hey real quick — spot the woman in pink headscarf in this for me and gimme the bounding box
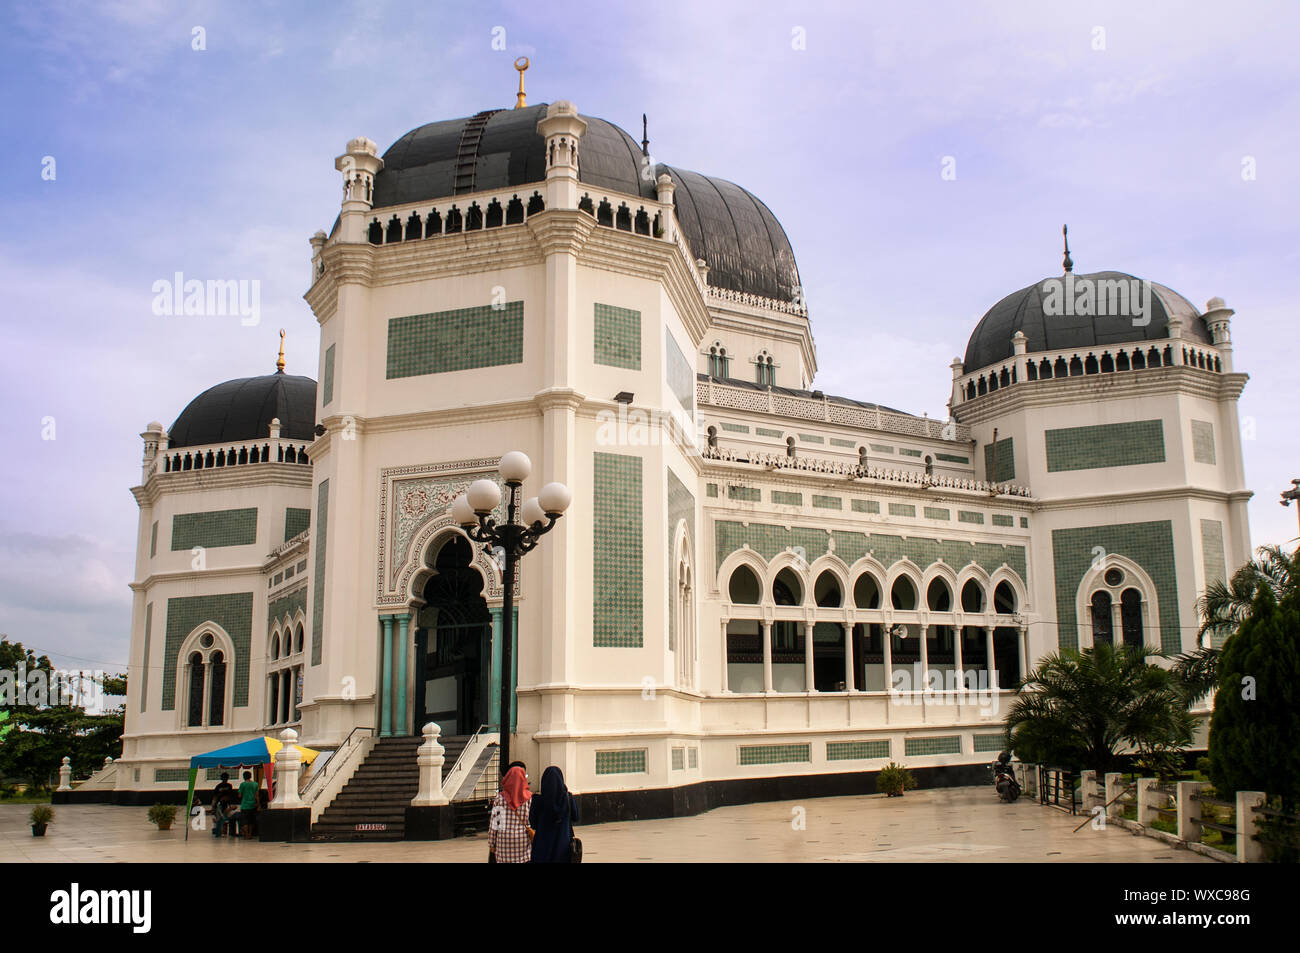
[488,763,532,864]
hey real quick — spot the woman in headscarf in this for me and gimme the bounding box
[488,764,532,863]
[528,765,579,863]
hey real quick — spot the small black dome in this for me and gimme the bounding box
[368,106,802,303]
[964,271,1211,373]
[168,373,317,449]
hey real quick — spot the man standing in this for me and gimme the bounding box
[237,770,259,837]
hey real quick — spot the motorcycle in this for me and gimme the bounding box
[991,751,1021,802]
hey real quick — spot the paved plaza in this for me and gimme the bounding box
[1,786,1212,863]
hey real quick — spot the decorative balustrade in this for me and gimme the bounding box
[958,340,1225,403]
[364,187,548,247]
[707,285,808,317]
[701,444,1032,497]
[698,378,973,443]
[157,437,312,475]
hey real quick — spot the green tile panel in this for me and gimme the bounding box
[992,514,1014,527]
[311,479,329,665]
[161,592,253,710]
[830,438,856,448]
[827,740,890,761]
[888,503,915,517]
[728,485,760,502]
[904,735,962,756]
[958,510,985,525]
[852,499,880,514]
[688,747,698,768]
[595,749,647,774]
[171,508,258,551]
[973,733,1007,753]
[666,468,695,653]
[797,434,825,444]
[1044,419,1165,472]
[1200,519,1227,645]
[771,491,803,506]
[1051,521,1179,652]
[671,747,685,770]
[268,586,308,633]
[755,427,783,438]
[984,438,1015,482]
[593,303,641,370]
[738,743,811,766]
[150,521,158,558]
[1191,420,1216,465]
[141,603,152,712]
[322,343,335,405]
[899,448,923,458]
[812,495,842,510]
[714,521,1028,587]
[706,483,719,498]
[386,301,523,379]
[665,329,694,412]
[720,422,750,433]
[870,444,894,454]
[924,507,950,521]
[284,507,311,542]
[936,453,970,464]
[1020,517,1029,529]
[155,768,189,783]
[594,453,643,647]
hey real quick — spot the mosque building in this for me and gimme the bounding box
[115,72,1250,835]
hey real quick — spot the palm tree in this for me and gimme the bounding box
[1172,544,1298,699]
[1005,642,1194,776]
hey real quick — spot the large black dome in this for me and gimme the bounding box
[369,105,802,303]
[964,271,1211,373]
[168,373,317,449]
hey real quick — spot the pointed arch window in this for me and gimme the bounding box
[1120,588,1143,647]
[1090,591,1114,646]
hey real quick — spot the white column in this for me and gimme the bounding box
[1019,625,1030,682]
[1237,791,1266,863]
[411,722,449,806]
[1177,780,1206,842]
[918,624,930,697]
[720,618,729,692]
[883,621,894,692]
[984,625,996,692]
[270,728,303,808]
[804,621,815,692]
[953,623,965,694]
[762,621,773,693]
[844,619,855,691]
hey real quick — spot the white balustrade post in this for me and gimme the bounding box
[1177,780,1206,843]
[1105,772,1124,819]
[57,756,72,792]
[1079,770,1098,812]
[270,728,303,807]
[1137,777,1158,826]
[411,722,449,806]
[1236,791,1266,863]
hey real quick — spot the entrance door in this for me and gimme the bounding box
[418,535,492,737]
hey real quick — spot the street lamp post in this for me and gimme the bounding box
[450,452,571,776]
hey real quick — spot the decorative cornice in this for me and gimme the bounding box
[133,463,313,507]
[129,564,266,591]
[1034,485,1254,511]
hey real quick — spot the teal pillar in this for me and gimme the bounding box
[489,607,503,732]
[396,613,410,736]
[379,615,393,737]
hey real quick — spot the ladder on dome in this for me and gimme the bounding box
[453,110,501,195]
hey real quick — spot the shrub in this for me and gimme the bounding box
[30,804,54,825]
[877,761,917,797]
[147,803,177,828]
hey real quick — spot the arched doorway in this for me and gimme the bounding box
[414,535,492,736]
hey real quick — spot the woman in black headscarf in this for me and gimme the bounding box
[528,765,579,863]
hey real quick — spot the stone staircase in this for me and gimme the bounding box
[310,734,470,842]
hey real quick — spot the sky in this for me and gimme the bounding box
[1,0,1296,673]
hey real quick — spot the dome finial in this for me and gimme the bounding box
[641,113,649,156]
[1062,224,1073,273]
[514,57,529,109]
[276,328,286,373]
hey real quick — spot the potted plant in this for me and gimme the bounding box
[877,761,918,797]
[30,804,54,836]
[148,803,177,831]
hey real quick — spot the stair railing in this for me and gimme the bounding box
[442,724,492,800]
[302,725,375,805]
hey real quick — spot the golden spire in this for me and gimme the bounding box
[514,57,529,109]
[276,328,286,373]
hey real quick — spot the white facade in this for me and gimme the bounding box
[118,98,1249,800]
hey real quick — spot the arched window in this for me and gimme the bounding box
[960,579,985,613]
[208,651,226,726]
[1090,590,1114,645]
[814,571,842,608]
[707,426,718,449]
[187,652,205,727]
[993,581,1017,614]
[853,573,881,609]
[773,568,803,606]
[786,436,796,458]
[926,578,951,611]
[728,565,761,604]
[1120,588,1143,647]
[890,576,917,610]
[270,633,279,661]
[295,623,304,654]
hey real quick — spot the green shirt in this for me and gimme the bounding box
[238,780,259,811]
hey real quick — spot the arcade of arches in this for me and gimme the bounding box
[723,563,1027,694]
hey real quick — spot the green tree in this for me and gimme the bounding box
[1005,642,1194,776]
[1207,585,1300,812]
[1173,545,1299,699]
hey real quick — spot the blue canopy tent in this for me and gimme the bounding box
[184,736,320,839]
